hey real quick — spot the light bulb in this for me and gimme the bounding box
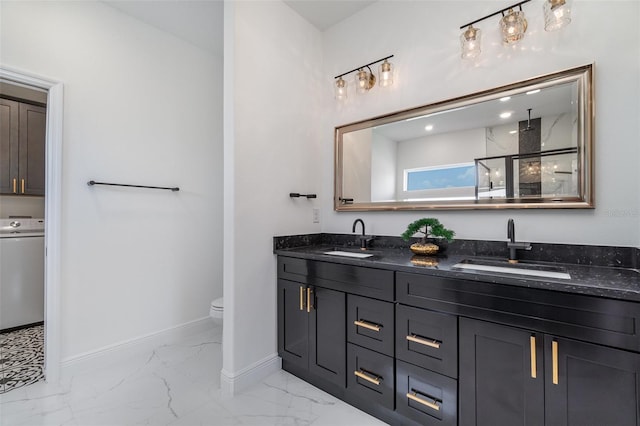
[335,77,347,100]
[544,0,571,31]
[378,59,394,87]
[500,8,527,44]
[460,25,482,59]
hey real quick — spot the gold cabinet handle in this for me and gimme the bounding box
[406,334,441,349]
[306,287,313,313]
[299,286,304,311]
[354,320,381,332]
[407,391,440,411]
[552,340,559,385]
[354,370,381,386]
[530,335,537,379]
[21,178,25,193]
[12,178,17,193]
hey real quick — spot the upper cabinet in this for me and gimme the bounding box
[0,98,46,196]
[334,64,594,211]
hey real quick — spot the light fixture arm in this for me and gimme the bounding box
[459,0,530,29]
[334,55,394,80]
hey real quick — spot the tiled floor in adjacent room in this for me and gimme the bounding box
[0,325,46,394]
[0,323,386,425]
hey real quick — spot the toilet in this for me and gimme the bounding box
[209,297,224,323]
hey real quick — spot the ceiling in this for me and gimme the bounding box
[102,0,375,57]
[283,0,376,31]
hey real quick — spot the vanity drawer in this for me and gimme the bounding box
[347,295,394,356]
[396,304,457,378]
[396,271,640,352]
[396,360,457,426]
[347,343,394,410]
[278,257,394,301]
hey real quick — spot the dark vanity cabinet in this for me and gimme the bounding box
[277,255,640,426]
[277,277,346,388]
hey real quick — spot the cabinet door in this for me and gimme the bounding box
[18,103,46,195]
[545,336,640,426]
[277,279,308,370]
[0,98,19,194]
[309,286,346,387]
[459,318,544,426]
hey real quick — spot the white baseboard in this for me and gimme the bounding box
[220,354,282,396]
[60,317,215,376]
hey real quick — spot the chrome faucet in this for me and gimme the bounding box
[507,218,531,263]
[352,218,370,250]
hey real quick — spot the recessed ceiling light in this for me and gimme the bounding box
[500,112,512,119]
[500,96,511,102]
[425,125,434,131]
[526,89,541,95]
[509,130,518,134]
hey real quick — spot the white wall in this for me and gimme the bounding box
[223,0,322,387]
[322,0,640,246]
[0,1,223,360]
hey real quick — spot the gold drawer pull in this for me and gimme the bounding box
[21,178,25,193]
[552,340,559,385]
[307,287,313,313]
[530,335,537,379]
[406,334,441,349]
[12,178,17,193]
[299,286,304,311]
[407,391,440,411]
[354,370,381,386]
[354,320,381,332]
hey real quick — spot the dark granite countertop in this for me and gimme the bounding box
[274,234,640,303]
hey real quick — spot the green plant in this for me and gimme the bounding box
[401,218,455,243]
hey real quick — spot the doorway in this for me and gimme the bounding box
[0,66,63,385]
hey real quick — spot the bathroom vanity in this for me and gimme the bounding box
[275,237,640,426]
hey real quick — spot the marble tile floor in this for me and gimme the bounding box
[0,325,46,394]
[0,324,386,426]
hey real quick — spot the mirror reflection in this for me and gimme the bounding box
[336,64,593,211]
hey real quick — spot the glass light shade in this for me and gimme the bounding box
[500,8,528,44]
[356,69,376,94]
[378,60,394,87]
[460,25,481,59]
[544,0,571,31]
[335,77,347,100]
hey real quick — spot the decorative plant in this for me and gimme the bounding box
[401,218,455,243]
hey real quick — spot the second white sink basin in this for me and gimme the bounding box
[323,250,374,259]
[453,259,571,280]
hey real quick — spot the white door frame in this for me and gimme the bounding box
[1,66,63,382]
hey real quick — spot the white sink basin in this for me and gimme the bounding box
[323,250,374,259]
[453,260,571,280]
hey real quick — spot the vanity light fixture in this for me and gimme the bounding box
[544,0,571,31]
[459,0,536,59]
[334,55,394,100]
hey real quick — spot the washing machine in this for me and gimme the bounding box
[0,219,45,331]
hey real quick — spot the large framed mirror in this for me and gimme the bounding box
[334,64,594,211]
